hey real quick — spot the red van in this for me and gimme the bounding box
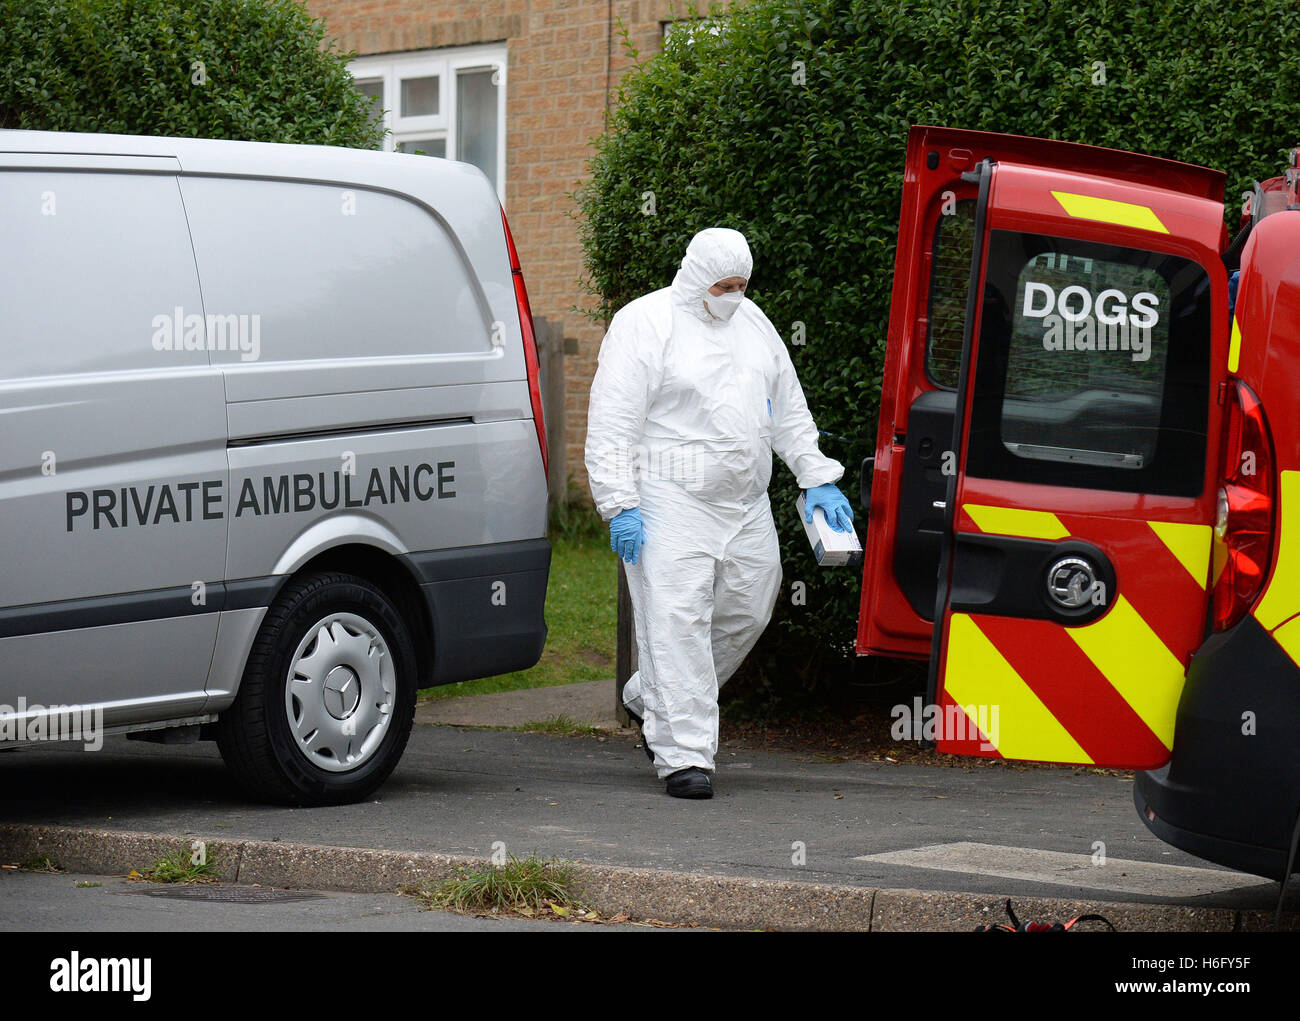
[858,125,1298,879]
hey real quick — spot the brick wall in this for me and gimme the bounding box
[304,0,677,501]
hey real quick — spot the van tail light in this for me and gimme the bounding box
[1211,381,1274,631]
[500,207,548,478]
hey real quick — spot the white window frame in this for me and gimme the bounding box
[350,43,508,202]
[662,18,724,41]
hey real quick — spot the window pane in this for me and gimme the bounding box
[0,171,206,376]
[181,176,492,361]
[400,76,440,117]
[966,230,1210,497]
[1000,249,1170,468]
[397,137,447,158]
[456,68,499,190]
[354,78,384,127]
[926,199,976,387]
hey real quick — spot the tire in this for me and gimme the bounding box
[216,571,418,805]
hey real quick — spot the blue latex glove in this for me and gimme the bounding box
[609,508,646,565]
[804,484,854,534]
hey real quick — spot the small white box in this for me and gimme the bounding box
[795,493,863,567]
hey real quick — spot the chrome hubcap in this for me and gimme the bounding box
[285,613,395,773]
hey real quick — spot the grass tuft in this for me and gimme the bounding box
[515,714,605,737]
[406,853,583,916]
[138,846,219,884]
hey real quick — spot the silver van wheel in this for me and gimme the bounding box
[284,612,396,773]
[217,570,418,805]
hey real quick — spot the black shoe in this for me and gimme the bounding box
[626,708,655,763]
[665,767,713,799]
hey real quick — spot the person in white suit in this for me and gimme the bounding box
[585,227,854,799]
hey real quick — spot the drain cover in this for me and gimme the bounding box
[122,885,325,904]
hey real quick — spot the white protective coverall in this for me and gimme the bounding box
[585,228,843,778]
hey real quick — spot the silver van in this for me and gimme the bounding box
[0,131,550,804]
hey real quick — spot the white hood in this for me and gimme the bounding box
[670,227,754,323]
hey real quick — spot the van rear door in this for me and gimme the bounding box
[858,126,1229,768]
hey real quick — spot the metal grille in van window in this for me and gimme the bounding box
[925,198,976,389]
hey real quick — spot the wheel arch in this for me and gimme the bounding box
[270,542,436,690]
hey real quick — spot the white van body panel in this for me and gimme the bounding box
[0,131,550,769]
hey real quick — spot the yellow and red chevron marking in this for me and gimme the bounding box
[937,504,1211,768]
[1253,471,1300,666]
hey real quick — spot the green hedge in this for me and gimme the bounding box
[0,0,383,148]
[578,0,1300,706]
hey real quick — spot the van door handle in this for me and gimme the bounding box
[933,500,947,510]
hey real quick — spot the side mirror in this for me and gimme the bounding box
[859,456,875,514]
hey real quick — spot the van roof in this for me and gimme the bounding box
[0,127,483,185]
[0,129,503,266]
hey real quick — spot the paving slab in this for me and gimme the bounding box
[415,679,619,729]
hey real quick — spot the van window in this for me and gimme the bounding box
[925,198,976,388]
[0,172,206,378]
[965,230,1211,498]
[179,177,492,364]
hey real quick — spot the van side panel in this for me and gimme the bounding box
[223,421,544,581]
[177,175,516,381]
[0,168,226,726]
[179,169,547,693]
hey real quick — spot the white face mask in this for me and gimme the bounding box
[704,290,744,322]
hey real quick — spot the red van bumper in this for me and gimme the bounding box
[1134,614,1300,880]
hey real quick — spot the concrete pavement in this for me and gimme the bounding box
[0,683,1293,930]
[0,869,656,931]
[0,742,1288,929]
